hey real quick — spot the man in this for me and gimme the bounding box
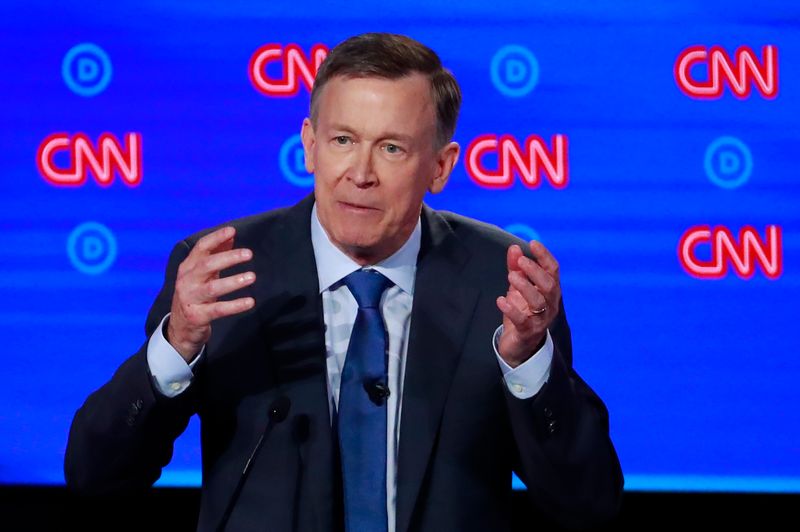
[65,33,623,531]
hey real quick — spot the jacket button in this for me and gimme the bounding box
[543,407,553,419]
[548,419,557,434]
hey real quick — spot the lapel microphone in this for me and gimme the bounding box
[217,395,291,532]
[364,379,390,405]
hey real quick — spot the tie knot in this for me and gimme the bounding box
[343,269,392,309]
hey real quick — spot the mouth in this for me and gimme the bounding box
[338,201,380,213]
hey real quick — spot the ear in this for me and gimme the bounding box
[428,141,460,194]
[300,118,316,173]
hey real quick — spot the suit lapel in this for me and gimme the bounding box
[395,205,481,532]
[256,194,337,532]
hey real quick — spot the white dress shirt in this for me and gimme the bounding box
[146,205,553,531]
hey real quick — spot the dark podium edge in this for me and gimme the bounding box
[0,486,797,531]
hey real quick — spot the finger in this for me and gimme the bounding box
[528,240,559,279]
[507,244,523,272]
[206,297,256,320]
[195,226,236,254]
[496,295,530,329]
[508,270,547,312]
[205,271,256,299]
[509,289,537,327]
[516,255,556,295]
[507,288,530,314]
[202,247,253,276]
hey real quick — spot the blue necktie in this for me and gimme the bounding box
[338,269,392,532]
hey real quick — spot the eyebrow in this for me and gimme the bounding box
[328,124,415,144]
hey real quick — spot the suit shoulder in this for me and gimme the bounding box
[435,210,527,252]
[180,203,297,247]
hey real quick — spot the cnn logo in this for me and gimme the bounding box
[465,134,568,189]
[674,45,778,99]
[678,225,782,280]
[249,43,329,97]
[36,132,142,187]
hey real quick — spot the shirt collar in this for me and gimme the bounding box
[311,203,420,295]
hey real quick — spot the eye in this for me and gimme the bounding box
[334,135,351,145]
[384,143,403,154]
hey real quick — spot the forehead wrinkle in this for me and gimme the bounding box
[316,75,437,146]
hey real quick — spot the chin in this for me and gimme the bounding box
[345,239,382,256]
[333,229,380,253]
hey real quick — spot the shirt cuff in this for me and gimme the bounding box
[146,313,203,398]
[492,325,553,399]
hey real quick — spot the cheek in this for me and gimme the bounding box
[383,184,425,223]
[316,152,350,184]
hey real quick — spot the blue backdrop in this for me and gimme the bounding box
[1,1,798,492]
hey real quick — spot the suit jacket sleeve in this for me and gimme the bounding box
[504,304,624,529]
[64,240,200,495]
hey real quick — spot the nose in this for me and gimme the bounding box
[348,144,377,188]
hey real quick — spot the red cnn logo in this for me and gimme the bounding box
[678,225,782,280]
[465,134,568,189]
[249,43,329,97]
[674,45,778,99]
[36,132,142,187]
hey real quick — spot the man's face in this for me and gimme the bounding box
[301,73,459,265]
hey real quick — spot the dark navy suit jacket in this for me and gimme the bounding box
[65,194,623,531]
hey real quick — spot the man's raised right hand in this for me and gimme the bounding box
[166,226,256,362]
